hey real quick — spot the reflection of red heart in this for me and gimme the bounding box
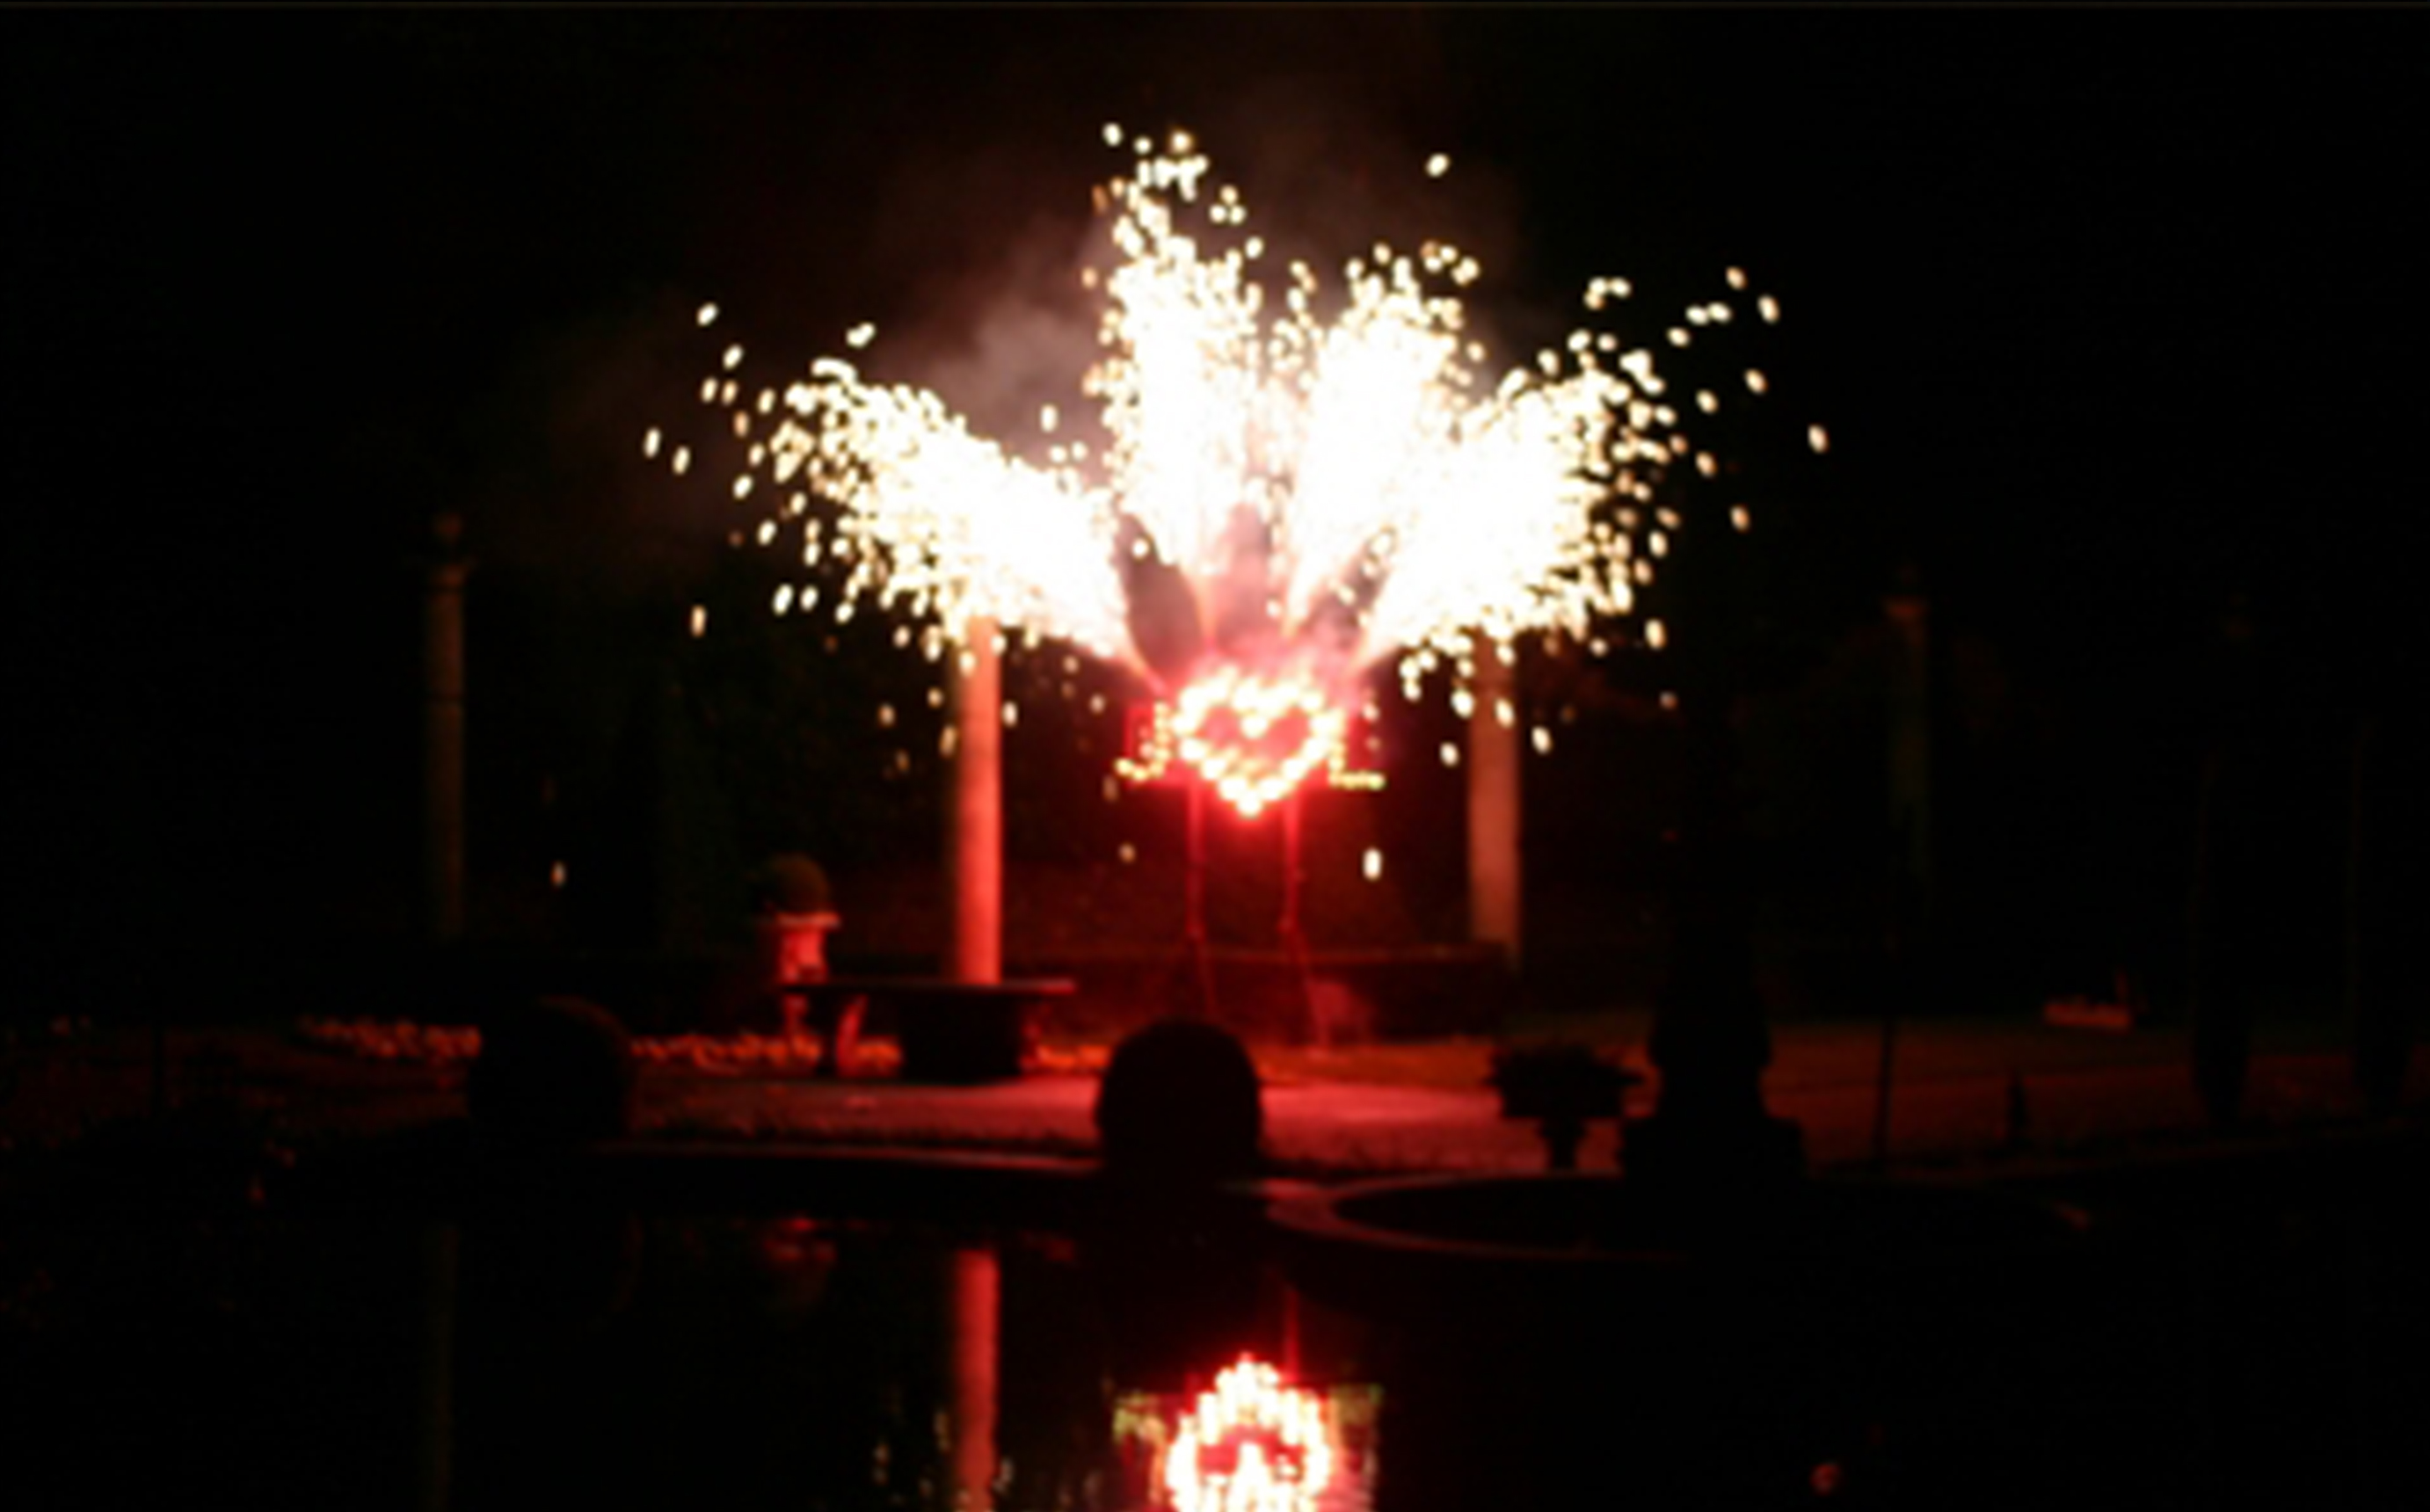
[1162,1357,1334,1511]
[1168,669,1348,818]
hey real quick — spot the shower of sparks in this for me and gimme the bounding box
[651,127,1821,811]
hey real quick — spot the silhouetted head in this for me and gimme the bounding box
[1095,1019,1264,1185]
[468,995,636,1145]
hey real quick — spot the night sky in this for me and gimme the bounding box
[6,10,2421,997]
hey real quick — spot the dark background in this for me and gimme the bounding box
[5,9,2420,1021]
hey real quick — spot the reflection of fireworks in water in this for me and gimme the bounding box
[653,127,1815,813]
[1163,1357,1334,1512]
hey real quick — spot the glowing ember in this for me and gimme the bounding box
[656,126,1816,814]
[1163,1357,1334,1512]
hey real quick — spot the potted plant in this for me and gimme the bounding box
[1488,1043,1639,1171]
[754,854,840,1036]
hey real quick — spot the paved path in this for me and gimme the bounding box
[6,1018,2419,1179]
[643,1044,2416,1176]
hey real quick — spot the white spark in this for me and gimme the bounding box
[657,127,1793,817]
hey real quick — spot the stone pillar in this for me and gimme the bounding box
[948,618,1002,984]
[1466,643,1523,970]
[424,513,469,946]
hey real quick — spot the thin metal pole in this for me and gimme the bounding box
[1186,783,1217,1019]
[424,515,469,948]
[1870,819,1904,1169]
[1282,789,1323,1048]
[416,1221,459,1512]
[151,1017,169,1122]
[2346,716,2400,1112]
[1869,978,1899,1166]
[2345,717,2368,1036]
[1875,590,1929,1168]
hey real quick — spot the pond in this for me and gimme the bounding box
[8,1148,1381,1512]
[6,1134,2422,1512]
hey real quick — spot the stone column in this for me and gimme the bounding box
[1466,643,1523,970]
[424,513,469,946]
[948,618,1002,984]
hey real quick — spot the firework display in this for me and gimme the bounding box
[653,127,1813,814]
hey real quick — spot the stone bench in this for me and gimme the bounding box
[781,978,1076,1083]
